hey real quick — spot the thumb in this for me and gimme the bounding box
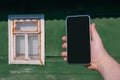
[90,23,101,41]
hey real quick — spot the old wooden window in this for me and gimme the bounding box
[8,14,45,65]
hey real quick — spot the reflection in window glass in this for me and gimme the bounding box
[28,34,40,60]
[16,35,25,59]
[16,22,37,31]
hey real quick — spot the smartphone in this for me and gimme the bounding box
[66,15,91,64]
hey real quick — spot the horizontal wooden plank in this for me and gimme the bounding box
[0,63,102,80]
[0,73,103,80]
[0,62,97,74]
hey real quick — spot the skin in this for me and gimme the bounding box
[61,23,120,80]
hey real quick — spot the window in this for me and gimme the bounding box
[8,14,45,65]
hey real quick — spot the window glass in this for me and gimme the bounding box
[16,22,37,31]
[16,35,25,59]
[28,34,40,60]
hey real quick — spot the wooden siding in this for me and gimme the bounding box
[0,2,120,80]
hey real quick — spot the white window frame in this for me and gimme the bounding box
[8,14,45,65]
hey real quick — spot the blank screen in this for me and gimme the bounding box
[66,15,90,64]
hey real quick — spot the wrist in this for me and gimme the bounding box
[97,52,120,80]
[96,52,108,71]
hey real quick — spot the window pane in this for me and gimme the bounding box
[16,21,37,31]
[28,34,40,59]
[16,35,25,59]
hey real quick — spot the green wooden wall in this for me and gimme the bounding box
[0,1,120,80]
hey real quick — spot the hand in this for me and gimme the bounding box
[61,23,107,70]
[61,23,120,80]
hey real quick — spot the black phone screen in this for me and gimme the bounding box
[66,15,91,64]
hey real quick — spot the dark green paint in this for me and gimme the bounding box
[0,2,120,80]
